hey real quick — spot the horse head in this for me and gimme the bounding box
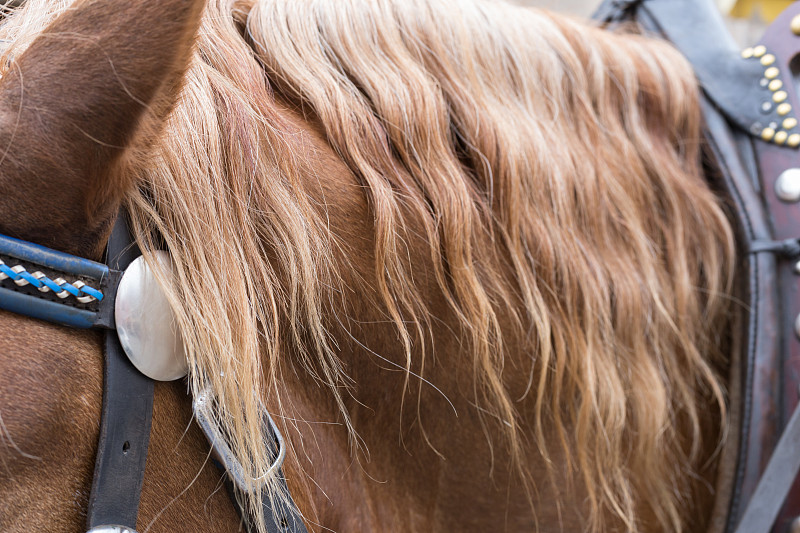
[0,1,745,532]
[0,0,244,531]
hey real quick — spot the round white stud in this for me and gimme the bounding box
[775,168,800,203]
[115,252,188,381]
[792,14,800,36]
[795,314,800,341]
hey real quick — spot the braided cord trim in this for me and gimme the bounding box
[0,259,103,303]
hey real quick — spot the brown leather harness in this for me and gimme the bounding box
[595,1,800,531]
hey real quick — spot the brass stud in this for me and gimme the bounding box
[742,47,755,59]
[761,53,777,66]
[784,117,798,129]
[770,79,784,91]
[762,127,776,141]
[792,14,800,35]
[774,90,789,103]
[778,103,793,115]
[754,45,767,57]
[789,134,800,147]
[776,131,789,144]
[766,67,780,79]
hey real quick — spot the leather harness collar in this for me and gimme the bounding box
[594,1,800,531]
[0,214,307,533]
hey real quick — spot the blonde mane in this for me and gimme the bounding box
[1,1,736,531]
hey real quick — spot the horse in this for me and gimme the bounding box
[0,0,743,531]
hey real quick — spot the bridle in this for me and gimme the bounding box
[0,213,308,533]
[595,1,800,532]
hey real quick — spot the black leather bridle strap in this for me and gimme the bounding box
[263,481,308,533]
[215,462,309,533]
[86,216,154,532]
[0,210,309,531]
[85,214,309,533]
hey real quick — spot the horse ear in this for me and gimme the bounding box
[0,0,205,257]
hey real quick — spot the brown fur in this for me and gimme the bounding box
[0,315,241,531]
[0,1,738,532]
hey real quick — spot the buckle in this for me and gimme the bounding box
[192,386,286,493]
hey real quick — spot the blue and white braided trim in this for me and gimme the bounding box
[0,259,103,303]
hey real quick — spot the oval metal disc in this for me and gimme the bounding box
[776,168,800,203]
[115,252,188,381]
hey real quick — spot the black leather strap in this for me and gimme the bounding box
[749,238,800,257]
[215,461,308,533]
[734,399,800,533]
[702,101,781,533]
[86,214,308,532]
[261,477,308,533]
[86,215,153,531]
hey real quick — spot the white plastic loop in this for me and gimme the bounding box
[11,265,27,286]
[31,271,49,292]
[72,280,96,304]
[52,278,69,298]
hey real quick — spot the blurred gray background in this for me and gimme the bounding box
[511,0,769,46]
[511,0,596,17]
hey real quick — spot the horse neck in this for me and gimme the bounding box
[265,89,724,531]
[268,100,556,532]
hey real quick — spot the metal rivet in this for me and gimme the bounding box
[742,47,755,59]
[761,77,770,87]
[766,67,780,79]
[795,314,800,341]
[775,168,800,202]
[762,101,774,113]
[776,131,789,144]
[761,53,776,66]
[774,90,788,103]
[770,121,779,129]
[790,134,800,147]
[86,527,137,533]
[792,14,800,35]
[770,79,784,91]
[763,127,776,141]
[784,117,798,129]
[778,103,793,115]
[754,45,767,57]
[794,261,800,275]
